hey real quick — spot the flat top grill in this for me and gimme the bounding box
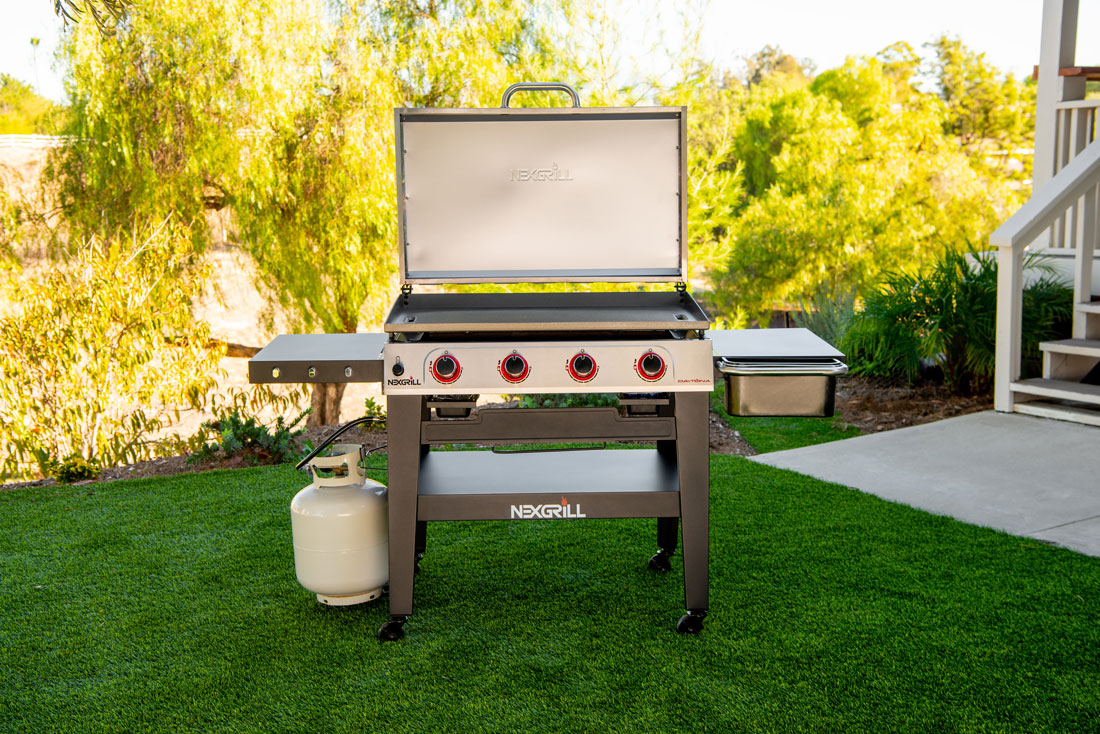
[248,83,849,640]
[383,291,710,334]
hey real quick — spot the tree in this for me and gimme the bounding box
[0,220,223,480]
[54,0,129,34]
[235,0,565,424]
[48,0,327,249]
[924,35,1035,181]
[741,45,815,88]
[0,75,57,134]
[709,56,1023,319]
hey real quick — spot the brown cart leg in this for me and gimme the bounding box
[378,394,426,642]
[674,392,709,634]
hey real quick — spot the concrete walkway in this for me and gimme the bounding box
[751,411,1100,556]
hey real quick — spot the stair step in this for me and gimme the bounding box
[1077,300,1100,314]
[1014,400,1100,428]
[1039,338,1100,358]
[1010,378,1100,405]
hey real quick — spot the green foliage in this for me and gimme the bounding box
[0,168,21,265]
[710,53,1022,319]
[842,250,1072,394]
[0,75,59,134]
[794,284,857,349]
[189,408,310,466]
[740,45,815,87]
[510,393,620,409]
[55,454,99,483]
[49,0,328,247]
[925,35,1036,180]
[0,221,223,480]
[55,0,129,34]
[363,397,386,431]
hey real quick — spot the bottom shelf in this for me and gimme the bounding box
[416,449,681,521]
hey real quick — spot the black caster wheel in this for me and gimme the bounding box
[377,616,407,642]
[381,585,390,598]
[648,550,673,573]
[676,611,706,635]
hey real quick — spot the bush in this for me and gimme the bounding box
[794,284,857,348]
[55,455,99,484]
[189,409,311,466]
[509,394,620,409]
[0,221,223,481]
[842,248,1072,394]
[362,397,386,431]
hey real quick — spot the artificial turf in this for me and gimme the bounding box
[2,457,1098,733]
[711,382,861,453]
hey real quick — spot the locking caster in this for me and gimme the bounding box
[676,610,706,635]
[377,615,408,642]
[648,549,673,573]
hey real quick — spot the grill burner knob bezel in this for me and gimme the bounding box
[500,353,530,383]
[567,352,597,382]
[431,354,461,383]
[637,351,666,381]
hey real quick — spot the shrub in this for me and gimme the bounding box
[794,284,857,348]
[842,248,1072,394]
[511,394,620,409]
[55,455,99,484]
[363,397,386,431]
[0,221,223,481]
[189,408,311,466]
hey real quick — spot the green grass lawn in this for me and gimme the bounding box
[711,382,861,453]
[2,457,1098,733]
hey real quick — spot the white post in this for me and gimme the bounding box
[995,245,1024,412]
[1075,184,1098,338]
[1034,0,1082,194]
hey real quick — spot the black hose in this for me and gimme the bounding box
[294,417,385,471]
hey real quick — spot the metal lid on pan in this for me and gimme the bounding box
[395,82,686,285]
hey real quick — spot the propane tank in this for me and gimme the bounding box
[291,444,388,606]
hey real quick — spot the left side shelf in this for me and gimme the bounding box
[248,333,387,384]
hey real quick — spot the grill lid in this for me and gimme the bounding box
[396,82,686,285]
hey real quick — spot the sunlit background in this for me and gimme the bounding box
[6,1,1100,101]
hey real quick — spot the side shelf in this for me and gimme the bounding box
[248,333,387,384]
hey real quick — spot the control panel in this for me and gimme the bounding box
[383,340,714,395]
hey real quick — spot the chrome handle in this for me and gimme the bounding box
[716,358,849,377]
[501,82,581,108]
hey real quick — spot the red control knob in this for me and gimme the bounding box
[637,351,666,381]
[500,353,529,383]
[431,354,461,383]
[568,353,597,382]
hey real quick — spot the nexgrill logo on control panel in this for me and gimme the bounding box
[510,496,587,519]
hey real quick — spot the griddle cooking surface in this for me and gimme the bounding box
[384,291,709,334]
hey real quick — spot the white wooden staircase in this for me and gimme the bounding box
[993,138,1100,426]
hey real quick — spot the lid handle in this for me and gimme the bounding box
[501,81,581,108]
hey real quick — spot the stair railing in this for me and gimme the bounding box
[991,137,1100,411]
